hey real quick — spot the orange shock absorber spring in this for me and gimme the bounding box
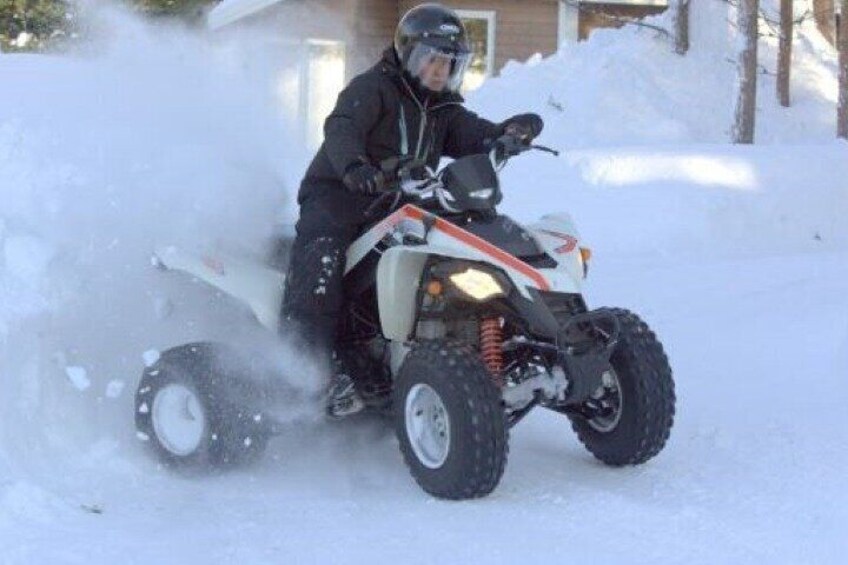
[480,317,505,387]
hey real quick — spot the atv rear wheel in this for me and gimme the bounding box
[135,342,270,471]
[566,309,675,466]
[394,340,508,500]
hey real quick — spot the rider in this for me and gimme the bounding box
[280,3,544,417]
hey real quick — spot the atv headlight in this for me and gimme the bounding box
[448,268,505,301]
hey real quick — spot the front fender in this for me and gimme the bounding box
[377,243,494,341]
[376,247,430,341]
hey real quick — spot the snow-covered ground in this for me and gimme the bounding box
[2,2,847,563]
[2,246,847,564]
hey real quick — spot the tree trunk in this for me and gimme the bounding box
[733,0,759,144]
[777,0,794,107]
[814,0,837,45]
[838,0,848,138]
[672,0,691,55]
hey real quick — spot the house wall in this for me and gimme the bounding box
[250,0,351,38]
[398,0,560,72]
[225,1,671,75]
[228,0,394,77]
[350,0,398,74]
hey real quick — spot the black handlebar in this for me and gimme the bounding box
[378,155,428,185]
[530,144,560,157]
[492,134,561,160]
[364,139,560,218]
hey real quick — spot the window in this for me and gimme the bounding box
[455,10,496,92]
[272,38,347,151]
[300,39,346,150]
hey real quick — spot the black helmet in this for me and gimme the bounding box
[394,3,471,93]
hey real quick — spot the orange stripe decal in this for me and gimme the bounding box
[401,205,550,291]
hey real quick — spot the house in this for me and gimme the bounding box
[208,0,668,147]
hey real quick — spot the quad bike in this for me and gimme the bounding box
[135,137,675,499]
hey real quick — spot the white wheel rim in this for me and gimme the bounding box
[151,383,207,456]
[405,383,451,469]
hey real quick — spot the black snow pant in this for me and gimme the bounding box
[280,187,376,369]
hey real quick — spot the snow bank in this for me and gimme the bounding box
[468,0,841,146]
[499,143,848,262]
[463,0,848,260]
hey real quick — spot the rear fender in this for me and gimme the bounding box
[153,246,285,332]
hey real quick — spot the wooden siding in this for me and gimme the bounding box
[350,0,398,73]
[238,1,668,77]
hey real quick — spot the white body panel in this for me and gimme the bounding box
[376,248,429,341]
[346,205,587,342]
[154,245,285,332]
[528,212,585,293]
[152,208,587,344]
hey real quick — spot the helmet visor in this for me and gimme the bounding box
[406,42,471,93]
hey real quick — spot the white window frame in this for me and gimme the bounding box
[455,9,497,79]
[558,1,580,45]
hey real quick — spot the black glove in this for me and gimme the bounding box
[342,162,385,195]
[502,113,544,142]
[492,134,527,162]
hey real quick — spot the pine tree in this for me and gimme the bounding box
[132,0,216,23]
[0,0,74,52]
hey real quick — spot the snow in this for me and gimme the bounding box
[64,366,91,391]
[470,1,840,146]
[141,350,161,368]
[105,380,125,399]
[1,2,847,563]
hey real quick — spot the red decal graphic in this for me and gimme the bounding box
[399,205,551,291]
[538,229,578,255]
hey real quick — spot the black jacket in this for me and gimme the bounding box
[298,48,508,203]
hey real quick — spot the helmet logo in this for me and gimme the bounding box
[439,23,461,34]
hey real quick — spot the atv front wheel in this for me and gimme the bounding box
[135,342,270,471]
[394,341,508,500]
[567,309,675,466]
